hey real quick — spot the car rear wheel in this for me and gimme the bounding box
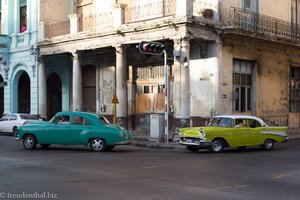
[23,135,37,150]
[186,145,200,152]
[210,139,224,153]
[13,126,18,137]
[90,138,106,152]
[261,139,274,150]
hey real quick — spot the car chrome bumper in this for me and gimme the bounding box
[15,137,20,141]
[115,140,131,145]
[179,138,211,147]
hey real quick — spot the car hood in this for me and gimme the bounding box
[180,126,215,137]
[22,120,50,126]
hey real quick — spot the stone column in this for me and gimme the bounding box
[72,52,82,111]
[68,14,79,34]
[26,0,31,32]
[176,0,193,17]
[38,56,47,119]
[180,39,191,123]
[173,38,190,127]
[113,4,126,28]
[115,45,127,128]
[14,0,20,34]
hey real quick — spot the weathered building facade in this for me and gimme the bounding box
[6,0,300,138]
[0,0,39,117]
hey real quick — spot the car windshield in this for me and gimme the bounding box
[99,116,110,125]
[208,117,234,127]
[20,114,38,120]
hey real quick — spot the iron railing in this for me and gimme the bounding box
[221,7,300,41]
[124,0,176,23]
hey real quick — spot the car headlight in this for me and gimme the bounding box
[178,129,183,136]
[199,130,206,137]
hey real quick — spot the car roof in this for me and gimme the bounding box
[56,111,102,118]
[213,115,262,120]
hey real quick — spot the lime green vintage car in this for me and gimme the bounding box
[15,111,131,152]
[178,115,288,153]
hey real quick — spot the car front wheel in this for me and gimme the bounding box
[210,139,224,153]
[90,138,106,152]
[261,139,274,150]
[23,135,37,150]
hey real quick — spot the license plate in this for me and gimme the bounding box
[186,139,194,143]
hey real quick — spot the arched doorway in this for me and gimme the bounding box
[0,76,4,117]
[18,72,30,113]
[47,73,62,119]
[82,65,96,112]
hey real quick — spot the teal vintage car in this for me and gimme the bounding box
[15,111,131,152]
[178,115,288,153]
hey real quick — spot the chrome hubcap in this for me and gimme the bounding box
[92,139,103,150]
[212,141,222,152]
[265,140,273,149]
[24,137,33,148]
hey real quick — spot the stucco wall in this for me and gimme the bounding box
[221,0,291,21]
[190,58,217,117]
[40,0,72,23]
[98,66,115,115]
[220,36,300,126]
[260,0,290,21]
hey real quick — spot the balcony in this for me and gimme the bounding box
[0,34,11,53]
[124,0,176,23]
[78,12,113,32]
[221,7,300,42]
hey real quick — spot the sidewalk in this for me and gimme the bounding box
[130,130,300,150]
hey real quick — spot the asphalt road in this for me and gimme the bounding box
[0,136,300,200]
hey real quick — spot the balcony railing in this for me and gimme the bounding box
[79,12,113,32]
[45,21,70,38]
[221,7,300,41]
[0,35,11,50]
[124,0,176,23]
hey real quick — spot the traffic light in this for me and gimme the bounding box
[138,41,165,55]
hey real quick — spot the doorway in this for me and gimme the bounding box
[18,72,30,113]
[47,73,62,119]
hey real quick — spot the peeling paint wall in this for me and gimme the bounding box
[220,36,300,126]
[98,66,115,115]
[190,58,217,117]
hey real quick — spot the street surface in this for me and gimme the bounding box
[0,135,300,200]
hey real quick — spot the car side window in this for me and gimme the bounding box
[53,115,70,124]
[249,119,261,128]
[0,116,9,121]
[236,119,246,127]
[9,114,17,121]
[72,116,84,125]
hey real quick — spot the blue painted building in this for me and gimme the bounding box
[0,0,39,116]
